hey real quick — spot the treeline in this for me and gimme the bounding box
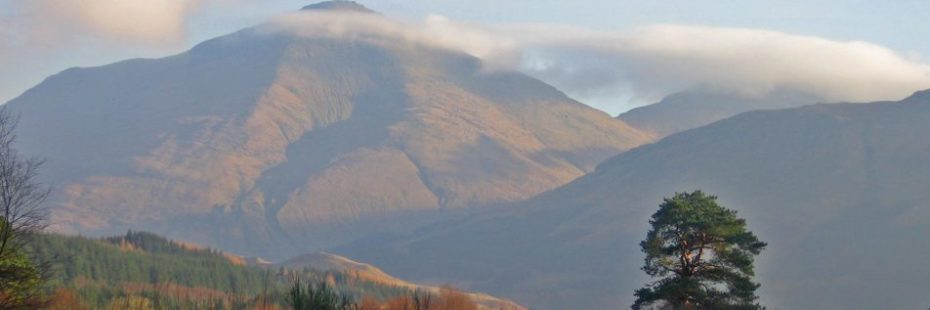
[360,286,491,310]
[283,280,492,310]
[32,231,270,294]
[27,231,428,309]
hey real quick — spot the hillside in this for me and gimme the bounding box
[343,90,930,310]
[281,252,525,310]
[31,232,406,308]
[6,2,653,258]
[32,231,523,309]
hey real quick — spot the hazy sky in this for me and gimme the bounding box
[2,0,930,114]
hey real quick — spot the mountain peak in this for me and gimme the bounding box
[301,1,377,14]
[904,88,930,103]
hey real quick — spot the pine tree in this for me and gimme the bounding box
[633,191,767,310]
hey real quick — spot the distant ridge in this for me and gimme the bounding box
[904,88,930,102]
[301,1,377,14]
[618,89,820,137]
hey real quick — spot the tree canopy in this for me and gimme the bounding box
[633,191,766,310]
[0,108,48,309]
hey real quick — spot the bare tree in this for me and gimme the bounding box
[0,107,49,309]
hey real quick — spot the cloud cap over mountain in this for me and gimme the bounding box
[4,2,930,114]
[518,25,930,107]
[258,9,930,113]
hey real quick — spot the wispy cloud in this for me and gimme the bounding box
[268,11,930,110]
[508,24,930,104]
[264,11,522,69]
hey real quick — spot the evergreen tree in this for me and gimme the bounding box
[288,279,355,310]
[633,191,767,310]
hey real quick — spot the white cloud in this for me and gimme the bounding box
[266,11,930,110]
[263,11,521,70]
[508,24,930,104]
[7,0,226,45]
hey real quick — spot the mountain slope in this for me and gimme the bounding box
[6,2,653,258]
[281,252,525,310]
[618,89,820,137]
[344,90,930,310]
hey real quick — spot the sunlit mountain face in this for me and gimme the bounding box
[7,1,652,260]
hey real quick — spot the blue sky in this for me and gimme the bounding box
[2,0,930,114]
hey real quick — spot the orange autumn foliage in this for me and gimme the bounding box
[46,288,89,310]
[379,286,479,310]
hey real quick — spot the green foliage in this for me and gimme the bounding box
[0,106,51,309]
[633,191,767,310]
[288,279,355,310]
[30,231,269,294]
[0,248,44,308]
[29,231,409,309]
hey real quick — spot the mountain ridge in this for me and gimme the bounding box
[617,89,821,137]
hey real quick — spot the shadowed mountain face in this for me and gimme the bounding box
[343,90,930,310]
[618,89,820,137]
[6,3,653,259]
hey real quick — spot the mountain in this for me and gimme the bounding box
[343,90,930,310]
[618,88,820,137]
[6,2,653,258]
[301,0,376,13]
